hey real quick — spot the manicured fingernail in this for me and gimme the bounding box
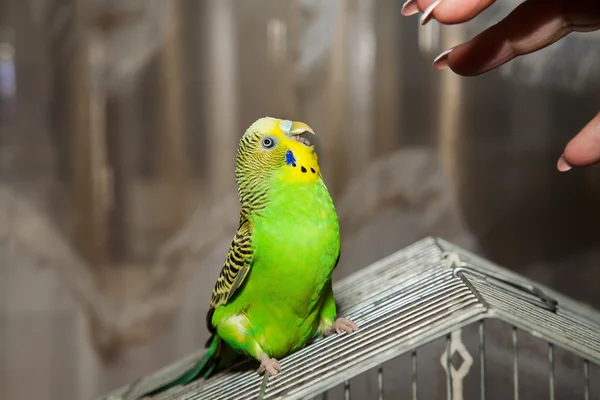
[557,154,572,172]
[432,48,452,70]
[401,0,419,16]
[420,0,441,25]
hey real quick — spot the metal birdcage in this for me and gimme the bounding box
[100,237,600,400]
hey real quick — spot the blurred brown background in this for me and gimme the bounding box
[1,0,600,399]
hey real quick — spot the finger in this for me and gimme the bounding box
[415,0,496,25]
[401,0,495,23]
[559,112,600,171]
[434,0,600,76]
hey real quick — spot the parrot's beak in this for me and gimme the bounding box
[279,120,315,147]
[279,120,315,136]
[287,121,315,136]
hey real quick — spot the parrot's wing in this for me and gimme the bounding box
[209,217,254,310]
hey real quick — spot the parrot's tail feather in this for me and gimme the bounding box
[136,335,222,399]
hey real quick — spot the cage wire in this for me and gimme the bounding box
[99,237,600,400]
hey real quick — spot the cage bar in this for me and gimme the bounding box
[479,321,486,400]
[376,365,383,400]
[584,360,590,400]
[445,334,452,400]
[411,350,418,400]
[513,327,519,400]
[548,343,554,400]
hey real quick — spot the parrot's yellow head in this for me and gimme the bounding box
[236,117,321,188]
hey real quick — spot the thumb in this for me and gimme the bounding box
[558,111,600,171]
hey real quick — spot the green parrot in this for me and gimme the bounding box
[137,117,357,398]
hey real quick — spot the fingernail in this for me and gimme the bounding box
[557,154,572,172]
[432,48,452,70]
[420,0,441,26]
[401,0,419,16]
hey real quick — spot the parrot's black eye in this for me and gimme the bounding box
[261,136,277,150]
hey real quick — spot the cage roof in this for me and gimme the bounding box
[100,237,600,400]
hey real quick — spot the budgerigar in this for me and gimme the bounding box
[137,117,357,398]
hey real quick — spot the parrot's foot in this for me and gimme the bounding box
[324,317,359,336]
[257,354,281,376]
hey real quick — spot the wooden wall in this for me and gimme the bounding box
[0,1,476,399]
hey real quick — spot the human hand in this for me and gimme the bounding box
[401,0,600,172]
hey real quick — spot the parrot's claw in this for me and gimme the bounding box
[324,317,359,336]
[257,355,281,376]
